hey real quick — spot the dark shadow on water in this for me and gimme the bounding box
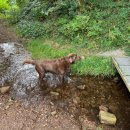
[48,76,130,130]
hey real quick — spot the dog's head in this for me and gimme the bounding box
[67,53,83,64]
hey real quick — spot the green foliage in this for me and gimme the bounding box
[13,0,129,50]
[0,0,19,20]
[0,0,10,17]
[59,15,90,38]
[16,0,28,7]
[0,0,10,11]
[7,7,20,24]
[57,5,129,49]
[124,46,130,56]
[13,0,79,22]
[16,20,45,38]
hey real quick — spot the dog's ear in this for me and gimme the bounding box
[68,53,77,58]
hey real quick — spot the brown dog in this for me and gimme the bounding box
[23,53,81,84]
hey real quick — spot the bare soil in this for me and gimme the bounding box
[0,20,20,43]
[0,94,80,130]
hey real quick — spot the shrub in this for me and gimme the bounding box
[0,0,10,13]
[57,5,129,50]
[16,20,45,38]
[59,15,90,38]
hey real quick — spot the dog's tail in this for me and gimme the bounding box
[23,60,36,65]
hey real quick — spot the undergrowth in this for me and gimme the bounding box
[11,0,130,76]
[16,2,130,50]
[16,20,45,38]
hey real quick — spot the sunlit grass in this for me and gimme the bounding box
[72,56,116,77]
[27,38,76,59]
[26,38,116,77]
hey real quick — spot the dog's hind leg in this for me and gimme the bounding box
[35,65,45,85]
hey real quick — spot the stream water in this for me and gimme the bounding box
[0,42,130,130]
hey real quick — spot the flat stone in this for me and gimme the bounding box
[99,110,116,125]
[124,76,130,92]
[0,86,10,94]
[99,105,108,112]
[77,85,86,90]
[50,91,59,96]
[51,111,57,116]
[73,97,80,104]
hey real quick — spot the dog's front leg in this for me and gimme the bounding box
[59,74,64,85]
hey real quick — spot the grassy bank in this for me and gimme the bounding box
[26,38,116,76]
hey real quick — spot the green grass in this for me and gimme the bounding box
[72,56,116,77]
[124,46,130,56]
[27,38,75,59]
[26,38,116,77]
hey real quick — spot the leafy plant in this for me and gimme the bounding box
[0,0,10,13]
[59,15,90,38]
[16,20,45,38]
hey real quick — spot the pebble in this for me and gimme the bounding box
[73,97,80,104]
[99,105,108,112]
[0,86,10,94]
[50,91,59,96]
[113,77,120,83]
[77,85,86,90]
[5,105,10,110]
[51,111,57,116]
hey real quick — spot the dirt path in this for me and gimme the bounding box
[0,20,20,43]
[0,20,81,130]
[0,95,80,130]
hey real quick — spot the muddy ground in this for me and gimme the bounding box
[0,19,130,130]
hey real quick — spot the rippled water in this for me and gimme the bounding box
[0,42,130,130]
